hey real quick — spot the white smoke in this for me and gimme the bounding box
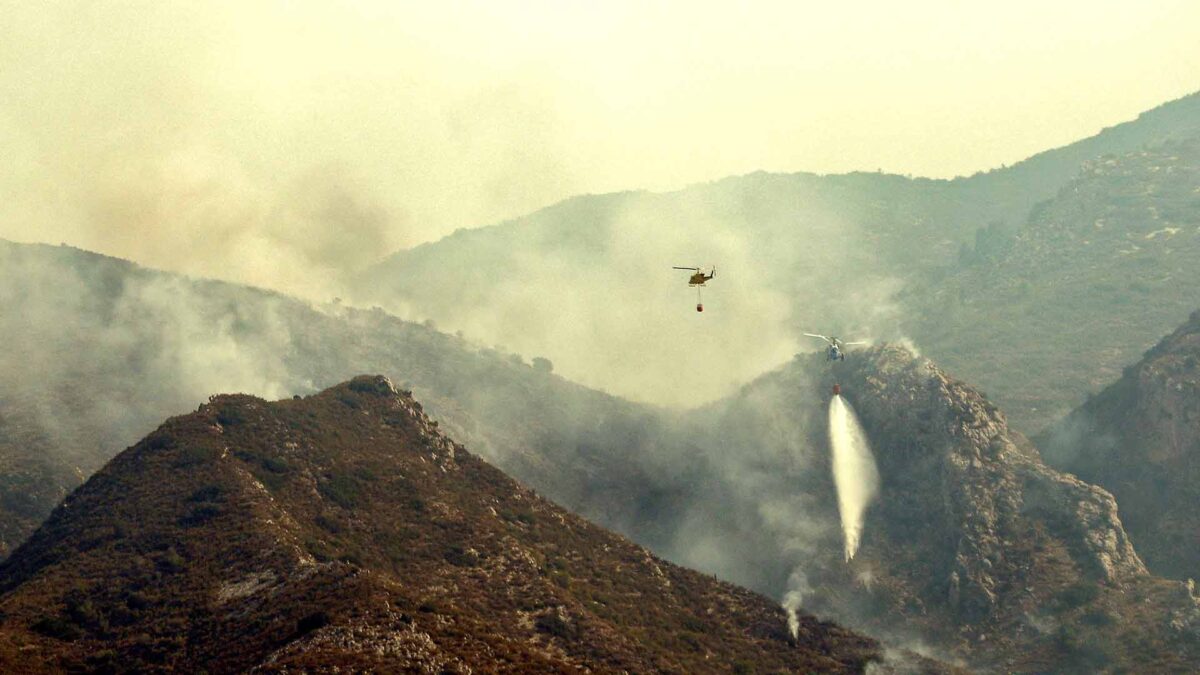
[894,335,923,358]
[782,568,812,640]
[828,394,880,561]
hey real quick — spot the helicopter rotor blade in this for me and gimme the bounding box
[803,333,834,344]
[673,266,700,271]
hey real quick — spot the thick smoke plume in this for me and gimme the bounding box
[828,394,880,561]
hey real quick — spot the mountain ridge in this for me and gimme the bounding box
[381,90,1200,260]
[0,375,909,673]
[353,91,1200,419]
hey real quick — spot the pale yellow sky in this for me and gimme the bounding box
[1,0,1198,292]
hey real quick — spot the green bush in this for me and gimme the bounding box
[534,611,577,640]
[215,406,245,426]
[157,547,186,573]
[30,616,82,641]
[315,514,343,533]
[1057,581,1100,608]
[187,485,223,502]
[143,434,175,451]
[444,546,480,567]
[260,456,290,473]
[173,446,216,467]
[318,472,362,509]
[178,505,221,528]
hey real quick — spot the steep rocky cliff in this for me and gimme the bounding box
[1043,309,1200,582]
[664,346,1200,672]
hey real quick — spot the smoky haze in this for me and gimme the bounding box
[358,178,914,408]
[3,1,1199,301]
[4,2,1196,411]
[0,2,581,297]
[0,241,846,605]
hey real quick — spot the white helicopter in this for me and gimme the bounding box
[804,333,867,361]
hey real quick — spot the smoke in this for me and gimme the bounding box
[1039,410,1118,468]
[78,154,404,299]
[361,174,921,409]
[782,568,813,639]
[0,3,584,300]
[1,4,933,410]
[0,242,307,469]
[894,336,923,358]
[828,394,880,561]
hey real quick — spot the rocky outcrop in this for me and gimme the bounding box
[830,347,1144,618]
[693,345,1200,671]
[1018,467,1146,583]
[1042,309,1200,581]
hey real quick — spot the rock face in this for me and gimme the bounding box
[842,348,1146,603]
[827,347,1200,671]
[1042,309,1200,582]
[662,346,1199,672]
[0,376,893,673]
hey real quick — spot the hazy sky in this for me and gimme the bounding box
[2,0,1198,291]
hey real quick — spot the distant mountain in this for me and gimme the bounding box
[353,92,1200,421]
[914,136,1200,431]
[0,376,901,673]
[1041,310,1200,582]
[956,91,1200,217]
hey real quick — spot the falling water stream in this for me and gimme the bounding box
[828,394,880,561]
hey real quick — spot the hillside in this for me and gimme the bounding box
[353,92,1200,416]
[956,91,1200,216]
[4,238,1200,670]
[0,239,666,561]
[914,136,1200,431]
[0,376,900,673]
[639,346,1200,673]
[1041,310,1200,582]
[0,435,77,560]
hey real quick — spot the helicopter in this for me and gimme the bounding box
[804,333,867,361]
[673,266,716,312]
